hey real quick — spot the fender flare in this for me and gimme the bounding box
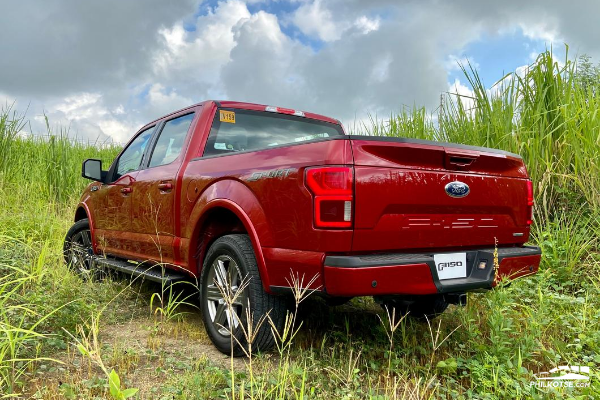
[75,200,99,254]
[186,179,274,291]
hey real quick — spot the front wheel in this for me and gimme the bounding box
[63,218,97,279]
[200,234,287,356]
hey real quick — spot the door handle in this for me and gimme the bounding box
[448,156,476,166]
[444,151,479,170]
[120,187,133,194]
[158,182,173,191]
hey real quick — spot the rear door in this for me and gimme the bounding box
[129,112,197,264]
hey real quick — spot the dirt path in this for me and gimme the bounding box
[27,295,384,398]
[28,313,249,399]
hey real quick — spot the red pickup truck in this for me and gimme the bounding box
[65,100,541,355]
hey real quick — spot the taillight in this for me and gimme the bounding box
[305,166,353,228]
[526,180,534,225]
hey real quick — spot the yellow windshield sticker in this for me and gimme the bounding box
[219,110,236,124]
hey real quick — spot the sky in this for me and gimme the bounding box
[0,0,598,144]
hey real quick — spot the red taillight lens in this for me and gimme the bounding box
[526,180,534,225]
[306,167,353,228]
[306,167,353,195]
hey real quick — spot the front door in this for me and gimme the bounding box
[130,112,196,265]
[93,125,155,258]
[93,173,137,255]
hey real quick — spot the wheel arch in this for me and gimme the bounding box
[74,202,98,253]
[75,206,88,222]
[186,180,273,292]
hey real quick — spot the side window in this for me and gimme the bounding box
[114,126,154,180]
[148,113,195,168]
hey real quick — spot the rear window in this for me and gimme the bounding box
[202,109,344,157]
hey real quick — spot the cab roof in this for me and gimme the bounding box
[215,100,341,125]
[145,100,341,127]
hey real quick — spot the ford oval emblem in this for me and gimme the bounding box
[445,181,470,198]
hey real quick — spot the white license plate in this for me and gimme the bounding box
[434,253,467,280]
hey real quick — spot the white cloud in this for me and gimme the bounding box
[519,21,561,44]
[445,55,479,72]
[291,1,381,42]
[354,16,380,35]
[42,93,135,143]
[369,53,392,83]
[292,0,343,42]
[155,0,251,79]
[147,84,194,116]
[54,93,103,118]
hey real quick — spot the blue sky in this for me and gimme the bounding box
[0,0,596,142]
[450,31,550,87]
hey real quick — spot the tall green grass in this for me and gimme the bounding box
[0,108,119,205]
[0,108,123,396]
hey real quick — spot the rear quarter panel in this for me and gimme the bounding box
[181,137,353,289]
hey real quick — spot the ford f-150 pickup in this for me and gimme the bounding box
[64,100,541,355]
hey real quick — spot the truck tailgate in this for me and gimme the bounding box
[350,136,531,252]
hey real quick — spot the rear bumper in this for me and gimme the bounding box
[323,246,541,296]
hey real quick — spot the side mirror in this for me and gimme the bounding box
[82,159,105,182]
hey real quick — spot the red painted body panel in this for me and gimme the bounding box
[92,173,137,255]
[262,248,325,290]
[494,254,541,284]
[353,167,531,252]
[130,162,179,264]
[76,100,541,297]
[351,138,531,252]
[351,139,528,178]
[76,197,98,253]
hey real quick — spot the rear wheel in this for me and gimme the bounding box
[200,234,287,356]
[63,218,97,279]
[379,294,448,322]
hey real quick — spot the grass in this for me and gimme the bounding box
[0,49,598,398]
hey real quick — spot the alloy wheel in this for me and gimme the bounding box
[204,255,248,337]
[68,229,94,276]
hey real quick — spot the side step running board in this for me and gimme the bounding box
[93,257,189,285]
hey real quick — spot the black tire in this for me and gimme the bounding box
[63,218,98,279]
[200,234,287,356]
[380,294,449,322]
